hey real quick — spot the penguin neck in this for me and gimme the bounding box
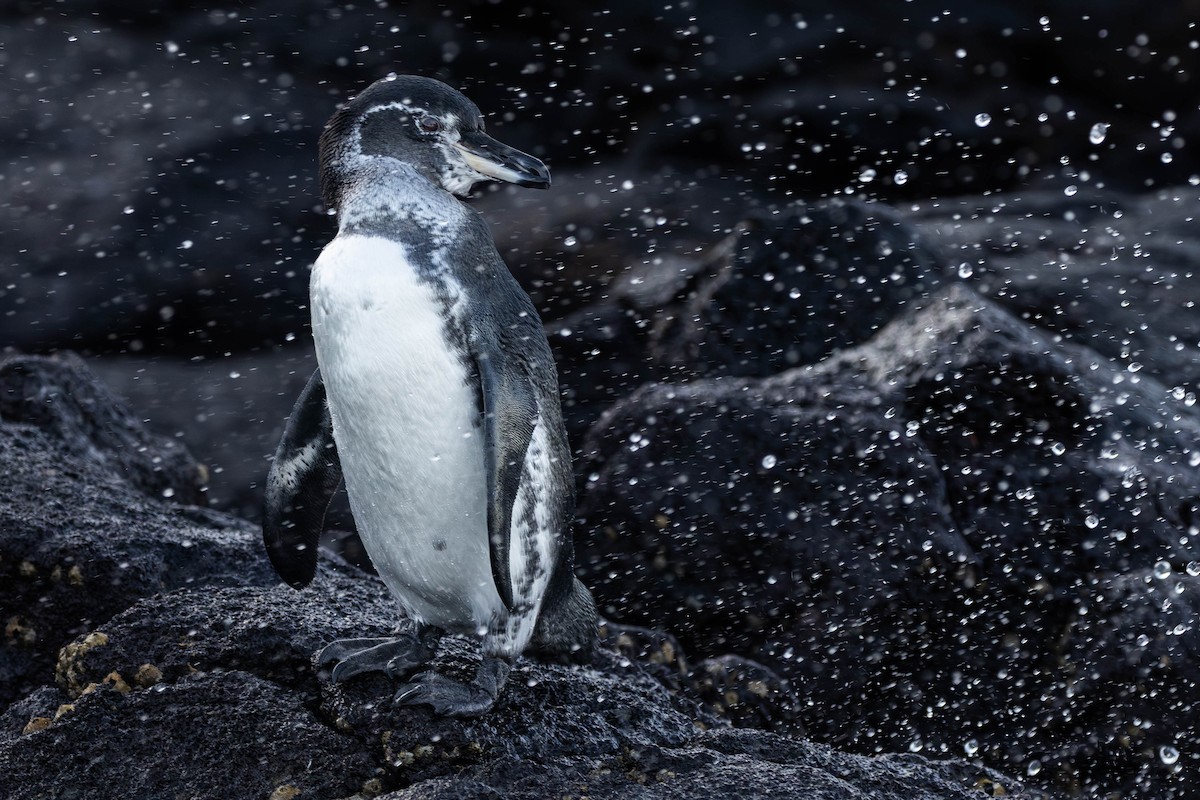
[335,160,468,246]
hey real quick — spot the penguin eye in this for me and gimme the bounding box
[418,116,442,134]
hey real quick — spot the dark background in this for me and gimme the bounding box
[3,1,1196,516]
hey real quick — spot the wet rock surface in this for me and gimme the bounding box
[912,188,1200,394]
[552,199,947,448]
[650,201,946,379]
[0,355,1039,799]
[577,284,1200,796]
[0,353,206,505]
[0,353,277,707]
[4,672,379,800]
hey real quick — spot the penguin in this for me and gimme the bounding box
[263,75,597,717]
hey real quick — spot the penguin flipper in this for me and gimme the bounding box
[477,350,537,613]
[263,368,342,588]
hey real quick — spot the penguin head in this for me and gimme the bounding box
[319,75,551,209]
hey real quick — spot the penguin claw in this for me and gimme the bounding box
[317,628,441,684]
[393,672,498,718]
[393,657,512,718]
[317,637,393,668]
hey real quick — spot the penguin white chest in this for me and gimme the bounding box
[309,234,500,630]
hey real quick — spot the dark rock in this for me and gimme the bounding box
[651,201,947,378]
[2,559,1039,800]
[599,621,802,734]
[0,686,65,740]
[687,655,804,736]
[842,285,1200,586]
[0,356,1041,799]
[1046,570,1200,796]
[0,352,206,504]
[598,619,692,695]
[87,348,321,520]
[0,672,380,800]
[671,2,1198,198]
[913,186,1200,397]
[374,727,1040,800]
[51,579,393,699]
[576,284,1200,794]
[551,285,665,452]
[0,354,279,706]
[553,198,948,450]
[575,366,971,651]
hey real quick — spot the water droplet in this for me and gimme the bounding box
[1063,185,1078,197]
[957,262,974,279]
[1089,122,1109,144]
[1160,745,1180,765]
[1050,442,1066,456]
[893,169,908,185]
[1154,560,1173,580]
[761,454,778,470]
[1027,760,1041,776]
[162,487,175,499]
[1085,514,1099,529]
[1186,561,1200,577]
[964,739,979,756]
[974,113,992,128]
[1161,152,1174,164]
[858,168,877,183]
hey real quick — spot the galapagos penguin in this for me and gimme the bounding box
[263,74,597,717]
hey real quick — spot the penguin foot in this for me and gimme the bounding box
[393,657,512,718]
[317,623,442,683]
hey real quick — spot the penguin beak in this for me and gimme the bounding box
[454,130,551,189]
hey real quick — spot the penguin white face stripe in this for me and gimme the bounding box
[361,101,459,133]
[351,102,489,196]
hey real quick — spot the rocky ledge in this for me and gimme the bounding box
[0,353,1037,798]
